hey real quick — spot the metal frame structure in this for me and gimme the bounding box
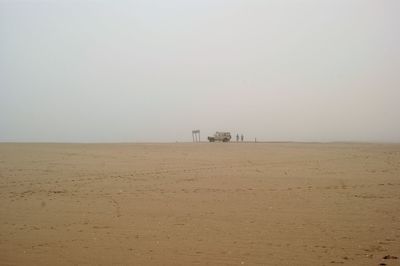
[192,130,200,142]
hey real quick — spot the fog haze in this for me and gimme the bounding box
[1,0,399,142]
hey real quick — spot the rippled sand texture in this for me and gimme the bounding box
[0,143,399,265]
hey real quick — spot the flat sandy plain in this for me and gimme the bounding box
[0,142,399,265]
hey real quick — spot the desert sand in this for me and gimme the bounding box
[0,142,399,265]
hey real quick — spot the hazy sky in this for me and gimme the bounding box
[1,0,399,142]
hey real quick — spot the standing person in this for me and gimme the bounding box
[241,134,244,142]
[236,134,239,142]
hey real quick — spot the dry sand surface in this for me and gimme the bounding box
[0,142,399,265]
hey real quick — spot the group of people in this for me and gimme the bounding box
[236,134,244,142]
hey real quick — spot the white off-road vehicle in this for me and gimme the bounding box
[208,132,232,142]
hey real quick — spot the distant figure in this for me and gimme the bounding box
[241,134,244,142]
[236,134,239,142]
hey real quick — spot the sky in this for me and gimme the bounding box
[1,0,399,143]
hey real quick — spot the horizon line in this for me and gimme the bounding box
[0,140,399,145]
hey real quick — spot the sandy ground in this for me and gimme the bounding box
[0,142,399,265]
